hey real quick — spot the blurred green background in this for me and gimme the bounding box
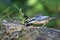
[0,0,60,29]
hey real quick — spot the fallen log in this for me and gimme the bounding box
[0,20,60,40]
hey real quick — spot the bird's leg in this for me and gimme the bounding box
[41,23,46,27]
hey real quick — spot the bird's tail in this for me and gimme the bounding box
[49,17,56,20]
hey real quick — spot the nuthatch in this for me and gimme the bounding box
[25,14,55,27]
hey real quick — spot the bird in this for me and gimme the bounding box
[25,14,55,27]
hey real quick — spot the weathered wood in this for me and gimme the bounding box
[0,20,60,40]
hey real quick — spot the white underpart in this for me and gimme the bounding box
[28,19,49,24]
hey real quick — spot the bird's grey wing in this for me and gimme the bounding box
[36,16,49,21]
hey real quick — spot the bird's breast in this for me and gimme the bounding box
[30,19,49,24]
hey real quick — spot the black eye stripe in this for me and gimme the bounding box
[29,19,36,22]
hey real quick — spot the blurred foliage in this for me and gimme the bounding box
[26,0,37,6]
[0,0,60,29]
